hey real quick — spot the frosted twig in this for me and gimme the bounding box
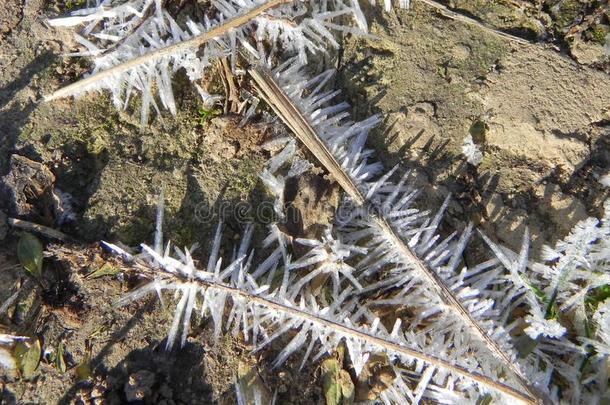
[44,0,293,102]
[250,64,544,405]
[122,250,536,404]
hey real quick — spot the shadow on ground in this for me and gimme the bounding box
[0,51,56,173]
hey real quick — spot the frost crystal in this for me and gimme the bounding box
[47,1,610,403]
[46,0,371,123]
[461,135,483,166]
[523,315,566,340]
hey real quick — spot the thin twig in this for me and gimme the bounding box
[249,66,544,405]
[250,68,365,205]
[0,288,22,316]
[44,0,293,102]
[8,218,70,242]
[416,0,533,45]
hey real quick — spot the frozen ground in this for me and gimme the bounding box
[0,0,609,403]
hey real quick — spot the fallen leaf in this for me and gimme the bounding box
[321,358,354,405]
[17,233,43,278]
[14,338,41,378]
[56,341,66,373]
[86,263,120,279]
[338,369,355,403]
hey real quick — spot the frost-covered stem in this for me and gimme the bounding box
[250,67,365,204]
[374,217,547,404]
[128,261,535,404]
[45,0,293,102]
[100,3,158,57]
[250,65,543,404]
[218,285,534,403]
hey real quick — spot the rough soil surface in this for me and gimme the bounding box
[0,0,609,404]
[340,1,610,251]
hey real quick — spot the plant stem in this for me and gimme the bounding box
[249,65,545,404]
[45,0,293,102]
[129,258,536,404]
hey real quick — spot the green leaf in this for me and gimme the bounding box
[528,282,546,301]
[544,288,560,320]
[321,358,354,405]
[338,370,355,404]
[17,233,43,278]
[14,338,41,378]
[198,106,221,125]
[75,358,92,381]
[469,120,488,143]
[56,341,66,373]
[86,263,120,279]
[586,284,610,309]
[322,359,342,405]
[519,273,546,301]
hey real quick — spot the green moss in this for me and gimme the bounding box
[230,157,264,197]
[455,36,504,79]
[46,0,88,13]
[588,24,610,45]
[60,102,268,247]
[16,79,268,247]
[551,0,586,30]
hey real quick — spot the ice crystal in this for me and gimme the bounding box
[461,134,483,166]
[46,1,610,403]
[46,0,371,123]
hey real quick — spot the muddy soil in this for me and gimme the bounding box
[0,0,609,404]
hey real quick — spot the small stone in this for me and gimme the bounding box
[124,370,156,402]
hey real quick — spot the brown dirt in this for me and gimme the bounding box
[339,1,610,251]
